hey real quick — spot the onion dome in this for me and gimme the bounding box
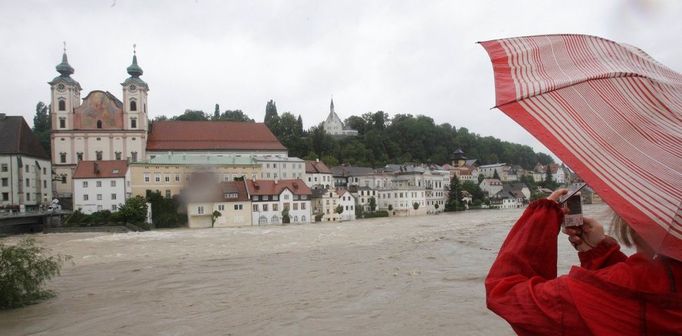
[56,52,74,77]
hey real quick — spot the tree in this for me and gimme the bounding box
[335,205,343,214]
[413,202,419,210]
[211,210,222,228]
[281,207,290,224]
[388,204,393,211]
[264,100,279,134]
[216,110,254,122]
[32,102,51,154]
[145,191,184,228]
[297,115,304,135]
[462,181,485,204]
[213,104,220,120]
[446,175,465,211]
[173,109,208,121]
[368,196,377,212]
[114,196,147,224]
[1,238,70,309]
[493,169,500,180]
[478,174,485,184]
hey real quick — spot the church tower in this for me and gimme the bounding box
[48,44,81,132]
[121,45,149,132]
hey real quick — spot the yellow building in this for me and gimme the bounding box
[129,154,262,198]
[186,181,252,228]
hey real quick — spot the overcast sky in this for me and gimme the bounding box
[1,0,680,158]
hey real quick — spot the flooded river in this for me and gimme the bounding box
[0,204,615,335]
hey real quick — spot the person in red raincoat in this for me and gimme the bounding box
[486,189,682,335]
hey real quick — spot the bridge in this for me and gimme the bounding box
[0,211,70,235]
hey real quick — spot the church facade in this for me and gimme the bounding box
[322,99,358,137]
[49,50,148,197]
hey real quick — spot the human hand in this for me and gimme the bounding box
[562,217,606,252]
[547,188,569,203]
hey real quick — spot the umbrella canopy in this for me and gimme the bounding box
[480,34,682,260]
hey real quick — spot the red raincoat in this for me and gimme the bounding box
[486,199,682,335]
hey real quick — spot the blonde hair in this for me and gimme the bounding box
[610,214,635,248]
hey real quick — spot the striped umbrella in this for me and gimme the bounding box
[480,34,682,261]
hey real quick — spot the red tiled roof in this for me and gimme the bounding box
[73,160,128,179]
[305,160,332,174]
[146,121,286,151]
[245,179,312,196]
[0,115,49,160]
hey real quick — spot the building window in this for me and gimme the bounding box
[58,100,65,111]
[97,205,103,211]
[218,204,225,211]
[97,120,102,129]
[253,204,259,212]
[234,204,242,210]
[224,192,238,199]
[301,202,306,210]
[111,180,116,187]
[60,153,66,163]
[273,203,278,211]
[164,176,170,183]
[25,178,29,187]
[83,181,88,188]
[130,100,137,111]
[1,178,7,187]
[1,164,7,172]
[165,190,171,199]
[111,193,117,200]
[2,192,8,201]
[25,165,29,173]
[112,204,117,211]
[175,175,180,182]
[155,174,160,182]
[96,151,103,161]
[26,193,30,201]
[144,174,150,183]
[96,181,102,187]
[115,152,122,160]
[97,194,102,200]
[61,175,67,184]
[76,152,83,161]
[263,204,269,211]
[131,117,137,129]
[83,194,89,201]
[293,203,298,210]
[131,152,138,162]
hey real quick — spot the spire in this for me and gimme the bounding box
[126,43,143,78]
[55,41,74,77]
[330,97,335,113]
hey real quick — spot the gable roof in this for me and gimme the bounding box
[330,165,375,177]
[73,160,128,179]
[184,180,250,203]
[0,115,49,160]
[147,121,286,152]
[305,160,332,174]
[245,179,312,196]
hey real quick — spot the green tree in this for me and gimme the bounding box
[32,102,51,154]
[114,196,148,224]
[368,196,377,212]
[281,207,290,224]
[211,210,222,228]
[173,109,208,121]
[216,110,254,122]
[264,100,279,134]
[1,238,70,309]
[446,175,465,211]
[461,181,485,204]
[335,205,343,214]
[493,169,500,180]
[213,104,220,120]
[478,174,485,184]
[145,191,185,228]
[413,202,419,210]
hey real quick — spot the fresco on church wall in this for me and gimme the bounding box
[73,90,124,129]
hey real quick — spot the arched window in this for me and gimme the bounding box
[271,215,279,224]
[258,216,267,225]
[301,215,306,223]
[130,100,137,111]
[58,100,66,111]
[96,120,102,129]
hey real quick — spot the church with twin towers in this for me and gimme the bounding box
[49,46,148,197]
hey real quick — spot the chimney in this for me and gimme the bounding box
[94,162,100,175]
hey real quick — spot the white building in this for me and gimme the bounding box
[312,188,341,222]
[72,160,130,214]
[479,178,503,197]
[246,179,312,225]
[377,188,427,217]
[322,99,358,136]
[186,181,252,228]
[336,189,356,221]
[50,49,148,198]
[478,163,507,180]
[0,115,53,211]
[304,160,333,189]
[255,156,305,180]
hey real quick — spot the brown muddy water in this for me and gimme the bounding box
[0,204,616,335]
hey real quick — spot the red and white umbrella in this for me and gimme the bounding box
[480,34,682,260]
